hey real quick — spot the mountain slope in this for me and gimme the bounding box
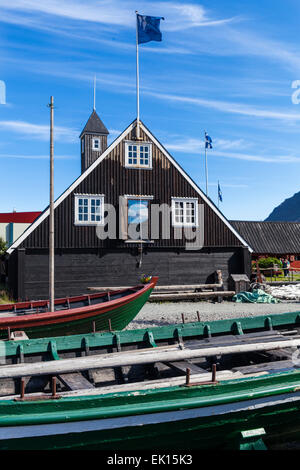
[265,191,300,222]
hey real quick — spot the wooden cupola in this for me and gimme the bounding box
[80,110,109,173]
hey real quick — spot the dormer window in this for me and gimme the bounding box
[125,142,152,169]
[92,138,101,151]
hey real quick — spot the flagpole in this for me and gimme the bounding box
[48,96,54,313]
[205,131,208,196]
[218,180,219,209]
[135,11,140,140]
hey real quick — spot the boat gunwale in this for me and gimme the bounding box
[2,307,300,357]
[1,366,300,427]
[0,277,158,330]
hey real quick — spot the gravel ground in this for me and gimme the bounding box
[126,299,300,330]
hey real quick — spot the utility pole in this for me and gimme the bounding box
[204,131,208,196]
[48,96,54,312]
[135,10,140,140]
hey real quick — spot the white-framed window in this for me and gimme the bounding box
[92,138,101,151]
[171,198,198,227]
[74,194,104,225]
[125,142,152,168]
[81,138,85,153]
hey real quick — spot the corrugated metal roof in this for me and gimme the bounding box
[230,220,300,254]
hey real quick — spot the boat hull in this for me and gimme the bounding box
[0,279,157,339]
[1,371,300,450]
[1,307,300,449]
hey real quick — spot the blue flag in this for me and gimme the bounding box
[218,182,223,202]
[137,14,164,44]
[205,133,212,149]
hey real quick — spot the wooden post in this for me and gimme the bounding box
[256,260,263,284]
[48,96,55,312]
[17,248,25,301]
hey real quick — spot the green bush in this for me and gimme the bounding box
[258,257,282,269]
[0,237,7,256]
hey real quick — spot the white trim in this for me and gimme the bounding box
[92,138,101,152]
[171,197,198,228]
[7,121,136,254]
[124,141,152,169]
[74,194,104,226]
[123,195,154,200]
[7,119,252,253]
[139,122,253,252]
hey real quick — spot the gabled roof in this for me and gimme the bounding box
[230,220,300,254]
[79,110,109,137]
[7,119,253,254]
[0,212,41,223]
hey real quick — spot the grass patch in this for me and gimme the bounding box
[265,274,300,282]
[0,283,14,304]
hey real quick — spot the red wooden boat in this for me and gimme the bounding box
[0,277,158,339]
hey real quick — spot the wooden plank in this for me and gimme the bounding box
[58,372,94,391]
[88,282,224,292]
[2,337,300,379]
[148,291,235,301]
[163,360,207,375]
[2,369,259,401]
[232,359,296,374]
[263,348,295,360]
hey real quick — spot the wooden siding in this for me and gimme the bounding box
[81,134,107,173]
[15,247,245,300]
[19,127,243,251]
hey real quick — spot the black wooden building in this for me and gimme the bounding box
[6,111,252,300]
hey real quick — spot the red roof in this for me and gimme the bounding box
[0,212,42,224]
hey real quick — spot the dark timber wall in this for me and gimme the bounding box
[7,122,251,300]
[17,126,242,250]
[8,246,248,300]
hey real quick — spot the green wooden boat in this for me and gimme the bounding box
[1,310,300,450]
[0,277,157,339]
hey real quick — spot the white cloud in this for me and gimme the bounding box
[164,136,300,163]
[166,137,248,153]
[212,150,300,164]
[0,153,76,159]
[203,182,249,189]
[146,90,300,122]
[0,2,240,61]
[0,120,78,142]
[0,1,237,31]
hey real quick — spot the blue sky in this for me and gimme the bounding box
[0,0,300,220]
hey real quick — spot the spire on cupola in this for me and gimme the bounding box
[80,77,109,173]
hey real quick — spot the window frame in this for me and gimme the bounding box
[171,197,199,227]
[122,195,154,242]
[92,138,101,151]
[124,141,153,169]
[74,194,105,226]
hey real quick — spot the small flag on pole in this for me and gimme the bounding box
[218,182,223,202]
[137,14,164,44]
[205,133,213,149]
